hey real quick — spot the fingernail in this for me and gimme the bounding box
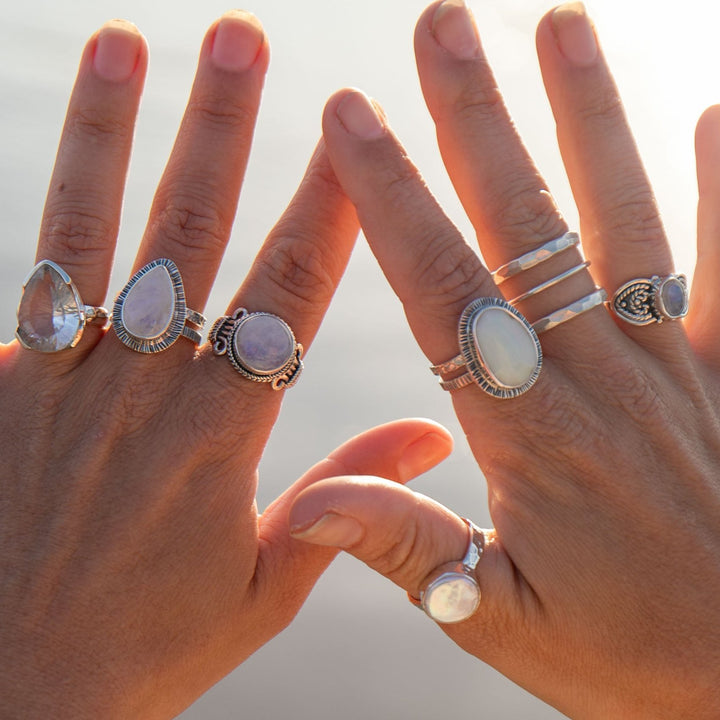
[431,0,480,60]
[93,20,142,82]
[397,432,453,483]
[551,2,598,67]
[290,513,364,548]
[211,10,264,72]
[336,90,385,139]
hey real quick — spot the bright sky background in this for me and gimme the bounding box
[1,1,719,718]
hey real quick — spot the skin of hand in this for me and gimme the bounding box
[289,2,720,718]
[0,14,454,719]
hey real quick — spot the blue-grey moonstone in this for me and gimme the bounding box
[661,278,686,318]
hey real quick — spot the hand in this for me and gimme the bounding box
[290,2,720,717]
[0,14,454,719]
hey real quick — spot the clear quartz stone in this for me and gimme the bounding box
[424,573,480,624]
[472,307,539,387]
[16,262,83,352]
[121,265,176,340]
[233,314,294,374]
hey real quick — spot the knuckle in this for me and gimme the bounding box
[490,181,566,244]
[609,359,666,421]
[575,88,626,129]
[254,235,337,311]
[41,207,114,261]
[603,186,665,246]
[366,521,421,579]
[442,69,505,124]
[414,238,486,312]
[151,195,227,262]
[66,107,131,146]
[187,94,257,133]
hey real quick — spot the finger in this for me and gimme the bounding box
[321,87,496,368]
[287,477,524,657]
[536,5,684,352]
[252,419,454,616]
[190,142,360,440]
[414,0,598,332]
[689,105,720,364]
[134,11,269,313]
[37,20,147,307]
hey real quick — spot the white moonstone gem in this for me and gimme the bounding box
[472,307,539,388]
[234,314,294,374]
[121,265,176,340]
[424,574,479,624]
[17,262,83,352]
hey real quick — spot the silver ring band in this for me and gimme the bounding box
[509,260,591,305]
[532,288,607,334]
[492,231,580,284]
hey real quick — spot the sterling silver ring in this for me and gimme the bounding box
[532,288,607,334]
[210,307,303,390]
[430,297,542,398]
[492,231,580,284]
[408,519,485,624]
[610,274,688,325]
[112,258,205,354]
[16,260,108,353]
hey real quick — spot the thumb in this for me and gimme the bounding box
[288,476,524,650]
[252,418,453,617]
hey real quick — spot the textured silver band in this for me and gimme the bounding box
[532,288,608,334]
[509,260,591,305]
[492,231,580,284]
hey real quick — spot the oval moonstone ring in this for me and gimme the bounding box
[209,307,303,390]
[408,519,485,624]
[611,274,688,326]
[15,260,108,352]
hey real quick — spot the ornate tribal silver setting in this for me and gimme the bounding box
[112,258,205,354]
[610,274,688,326]
[210,308,303,390]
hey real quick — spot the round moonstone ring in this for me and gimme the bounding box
[430,297,542,398]
[408,519,485,624]
[15,260,109,353]
[610,274,688,326]
[112,259,206,353]
[209,307,303,390]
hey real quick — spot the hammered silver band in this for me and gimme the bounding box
[610,274,688,325]
[408,518,485,624]
[492,231,580,284]
[509,260,591,305]
[532,288,607,334]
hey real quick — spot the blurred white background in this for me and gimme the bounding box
[1,1,717,717]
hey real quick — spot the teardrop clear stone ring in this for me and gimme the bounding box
[15,260,109,353]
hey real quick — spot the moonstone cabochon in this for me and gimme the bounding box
[232,313,295,375]
[113,258,188,353]
[16,260,85,352]
[657,275,688,319]
[458,297,542,399]
[423,572,480,624]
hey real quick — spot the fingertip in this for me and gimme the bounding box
[324,88,386,140]
[208,10,269,73]
[397,423,454,483]
[91,19,147,83]
[695,105,720,193]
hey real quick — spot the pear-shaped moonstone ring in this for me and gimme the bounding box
[112,258,206,354]
[408,519,486,624]
[430,297,542,398]
[15,260,109,353]
[209,307,303,390]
